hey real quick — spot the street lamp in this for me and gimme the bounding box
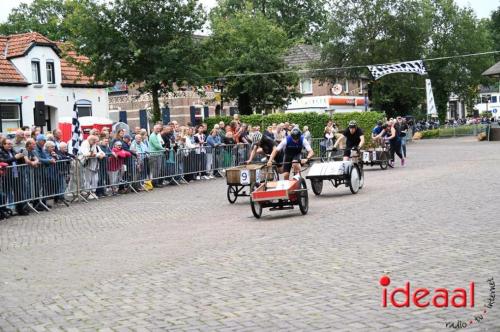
[217,77,226,116]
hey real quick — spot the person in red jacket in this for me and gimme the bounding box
[107,141,132,196]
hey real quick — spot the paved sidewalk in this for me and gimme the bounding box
[0,137,499,331]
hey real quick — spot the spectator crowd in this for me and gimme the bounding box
[0,114,311,218]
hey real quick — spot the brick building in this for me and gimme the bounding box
[284,44,370,113]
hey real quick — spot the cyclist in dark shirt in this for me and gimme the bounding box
[333,120,365,160]
[268,128,314,180]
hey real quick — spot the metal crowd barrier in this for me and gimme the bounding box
[0,159,78,212]
[0,143,252,212]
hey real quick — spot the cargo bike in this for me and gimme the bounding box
[225,164,276,203]
[249,161,309,219]
[306,148,365,196]
[360,139,392,170]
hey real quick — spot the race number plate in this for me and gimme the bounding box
[240,169,250,185]
[363,152,370,162]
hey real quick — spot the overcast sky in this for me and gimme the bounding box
[0,0,497,23]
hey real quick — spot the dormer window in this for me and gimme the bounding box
[31,60,41,84]
[46,61,55,84]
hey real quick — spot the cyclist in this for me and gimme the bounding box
[333,120,365,161]
[267,128,314,180]
[246,131,276,163]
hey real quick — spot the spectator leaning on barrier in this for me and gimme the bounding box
[44,141,62,202]
[23,130,31,141]
[33,134,55,210]
[218,121,226,139]
[194,125,208,180]
[121,134,135,191]
[149,124,165,187]
[52,129,63,151]
[79,135,105,195]
[207,128,222,178]
[108,140,132,196]
[95,138,112,197]
[111,129,125,147]
[12,130,26,153]
[56,142,73,202]
[130,134,149,188]
[0,138,29,216]
[140,129,149,148]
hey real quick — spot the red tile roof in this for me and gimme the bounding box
[0,32,105,87]
[4,32,56,58]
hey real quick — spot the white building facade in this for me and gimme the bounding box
[0,33,109,133]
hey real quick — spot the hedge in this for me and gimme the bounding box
[205,112,385,143]
[418,125,487,139]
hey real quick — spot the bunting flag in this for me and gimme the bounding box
[426,79,438,116]
[368,60,427,80]
[71,103,82,155]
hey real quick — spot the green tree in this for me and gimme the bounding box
[489,7,500,61]
[212,0,328,43]
[426,0,494,119]
[65,0,205,122]
[0,0,75,40]
[207,9,300,115]
[319,0,494,120]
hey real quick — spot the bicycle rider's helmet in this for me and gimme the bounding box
[348,120,358,128]
[290,128,302,140]
[252,132,263,145]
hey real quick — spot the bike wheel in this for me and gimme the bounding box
[250,197,262,218]
[380,152,389,170]
[349,165,360,194]
[298,178,309,215]
[358,165,365,189]
[227,185,238,204]
[311,179,323,196]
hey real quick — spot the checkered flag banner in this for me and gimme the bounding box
[426,79,438,116]
[71,103,82,155]
[368,60,427,80]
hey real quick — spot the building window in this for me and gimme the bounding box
[31,60,41,84]
[491,96,498,103]
[0,104,21,132]
[76,99,92,117]
[300,78,313,94]
[358,80,363,94]
[46,61,55,84]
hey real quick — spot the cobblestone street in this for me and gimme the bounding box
[0,137,499,331]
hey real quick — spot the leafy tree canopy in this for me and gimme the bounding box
[65,0,206,122]
[212,0,328,43]
[207,7,300,115]
[319,0,495,120]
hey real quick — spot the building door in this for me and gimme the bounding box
[43,105,58,132]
